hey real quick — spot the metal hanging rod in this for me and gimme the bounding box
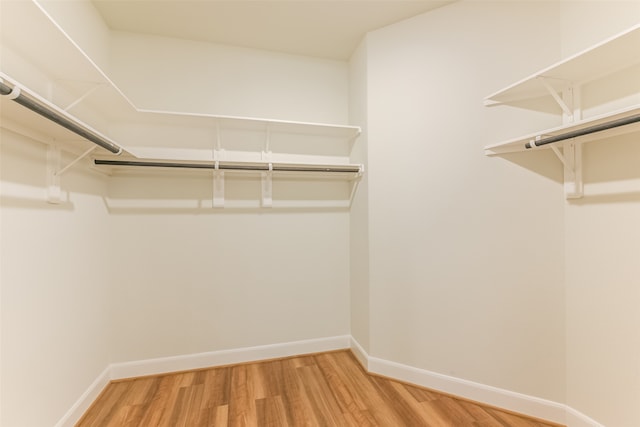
[0,78,122,154]
[526,113,640,149]
[94,159,363,173]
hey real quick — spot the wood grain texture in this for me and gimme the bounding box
[76,350,563,427]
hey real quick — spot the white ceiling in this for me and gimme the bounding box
[91,1,454,60]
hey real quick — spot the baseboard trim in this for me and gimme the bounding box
[110,335,351,380]
[566,406,605,427]
[368,355,566,424]
[54,366,111,427]
[349,336,369,370]
[59,335,607,427]
[350,337,611,426]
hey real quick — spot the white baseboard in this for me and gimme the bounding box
[58,335,350,426]
[367,355,566,424]
[566,406,605,427]
[54,366,111,427]
[351,337,594,426]
[110,335,351,380]
[58,335,606,427]
[349,336,369,370]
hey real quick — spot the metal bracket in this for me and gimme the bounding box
[63,83,104,112]
[551,142,583,199]
[261,164,273,208]
[347,166,365,207]
[537,76,573,119]
[546,80,583,199]
[212,121,225,208]
[56,146,96,176]
[213,162,225,208]
[46,145,98,203]
[261,126,273,208]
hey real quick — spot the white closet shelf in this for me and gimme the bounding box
[484,23,640,106]
[484,23,640,199]
[1,70,361,154]
[484,105,640,155]
[1,0,364,208]
[1,69,362,174]
[133,109,361,139]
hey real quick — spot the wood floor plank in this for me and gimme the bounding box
[278,357,317,426]
[316,352,408,426]
[228,364,259,427]
[76,350,563,427]
[256,396,290,427]
[296,363,347,426]
[201,365,231,409]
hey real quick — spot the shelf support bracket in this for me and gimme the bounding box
[213,162,225,208]
[46,145,62,204]
[261,164,273,208]
[537,77,573,119]
[551,142,583,199]
[212,121,225,208]
[63,83,104,112]
[56,146,96,176]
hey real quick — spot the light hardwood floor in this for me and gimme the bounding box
[76,350,563,426]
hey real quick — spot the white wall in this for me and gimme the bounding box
[4,1,640,426]
[565,136,640,426]
[1,0,353,425]
[102,17,352,365]
[107,181,350,362]
[34,0,112,73]
[349,39,371,355]
[0,130,112,427]
[560,2,640,425]
[109,31,349,124]
[361,1,567,402]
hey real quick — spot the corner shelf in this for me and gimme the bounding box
[484,24,640,199]
[0,0,363,208]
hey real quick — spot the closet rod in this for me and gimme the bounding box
[0,80,122,154]
[525,113,640,149]
[94,159,362,173]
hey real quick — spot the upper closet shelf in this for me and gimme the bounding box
[484,23,640,199]
[0,0,361,165]
[485,23,640,106]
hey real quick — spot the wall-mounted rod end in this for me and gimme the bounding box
[525,141,534,149]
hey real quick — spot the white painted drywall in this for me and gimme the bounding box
[34,0,112,73]
[107,193,350,362]
[101,22,352,366]
[560,2,640,425]
[108,31,349,124]
[4,1,640,426]
[0,130,112,427]
[361,1,567,403]
[1,1,352,424]
[349,39,371,353]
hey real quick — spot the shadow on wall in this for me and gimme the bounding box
[493,131,640,205]
[0,195,75,210]
[102,172,359,214]
[1,129,361,213]
[0,129,84,210]
[572,132,640,205]
[495,148,564,184]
